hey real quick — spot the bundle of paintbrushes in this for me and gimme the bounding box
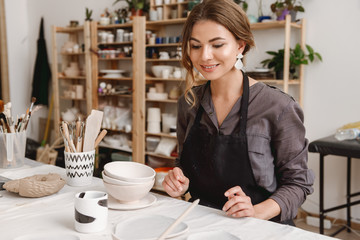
[0,97,38,133]
[59,110,107,153]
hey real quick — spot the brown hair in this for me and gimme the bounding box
[181,0,255,107]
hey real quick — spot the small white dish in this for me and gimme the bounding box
[15,233,80,240]
[187,230,241,240]
[104,136,119,146]
[112,214,188,240]
[108,193,156,210]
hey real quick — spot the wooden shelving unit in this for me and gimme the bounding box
[89,18,147,164]
[250,15,306,105]
[51,22,92,140]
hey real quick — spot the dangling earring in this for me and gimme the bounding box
[234,53,243,70]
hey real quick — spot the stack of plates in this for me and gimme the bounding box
[246,68,275,80]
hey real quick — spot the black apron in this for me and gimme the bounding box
[179,73,294,223]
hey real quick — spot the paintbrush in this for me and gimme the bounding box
[23,97,36,131]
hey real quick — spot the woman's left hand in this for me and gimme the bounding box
[222,186,255,218]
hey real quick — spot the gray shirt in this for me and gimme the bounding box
[176,81,315,221]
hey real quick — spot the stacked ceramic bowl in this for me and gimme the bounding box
[102,162,155,203]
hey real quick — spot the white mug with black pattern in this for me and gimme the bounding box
[74,191,108,233]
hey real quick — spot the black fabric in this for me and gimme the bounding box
[31,17,51,106]
[180,73,271,210]
[309,135,360,158]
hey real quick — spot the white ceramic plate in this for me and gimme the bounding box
[15,233,80,240]
[100,69,126,78]
[100,69,126,74]
[112,214,188,240]
[187,230,241,240]
[108,193,157,210]
[253,67,270,72]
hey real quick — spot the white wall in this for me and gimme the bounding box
[4,0,360,222]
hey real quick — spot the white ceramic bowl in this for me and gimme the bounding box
[103,161,156,183]
[151,65,174,78]
[103,178,154,203]
[102,170,153,186]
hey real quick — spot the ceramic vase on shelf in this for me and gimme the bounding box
[64,62,80,77]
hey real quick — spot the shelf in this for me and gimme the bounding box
[146,132,176,139]
[146,18,187,26]
[98,57,132,61]
[146,43,180,47]
[102,128,132,134]
[98,142,132,153]
[99,94,132,98]
[58,75,86,80]
[60,97,86,101]
[146,152,176,160]
[146,58,181,62]
[98,41,133,46]
[153,1,189,7]
[250,20,302,30]
[97,22,133,29]
[146,98,177,103]
[60,52,85,56]
[146,77,184,81]
[98,77,132,81]
[55,26,84,33]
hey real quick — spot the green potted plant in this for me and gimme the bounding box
[261,43,322,79]
[233,0,248,12]
[270,0,305,21]
[85,8,93,21]
[113,0,149,17]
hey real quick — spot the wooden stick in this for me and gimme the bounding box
[158,199,200,240]
[94,129,107,148]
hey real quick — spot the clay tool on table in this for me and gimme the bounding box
[158,199,200,240]
[83,110,103,152]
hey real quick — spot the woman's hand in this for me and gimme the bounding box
[162,167,189,198]
[222,186,255,218]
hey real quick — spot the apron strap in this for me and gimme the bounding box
[239,72,249,135]
[193,81,210,126]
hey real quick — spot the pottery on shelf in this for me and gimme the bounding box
[64,62,80,77]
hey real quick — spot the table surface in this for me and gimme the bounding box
[0,159,337,240]
[309,135,360,158]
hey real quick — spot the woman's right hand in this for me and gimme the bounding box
[162,167,189,198]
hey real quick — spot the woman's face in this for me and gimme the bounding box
[189,20,244,81]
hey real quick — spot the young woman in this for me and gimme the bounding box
[162,0,314,224]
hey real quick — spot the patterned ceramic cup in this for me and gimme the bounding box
[64,150,95,186]
[74,191,108,233]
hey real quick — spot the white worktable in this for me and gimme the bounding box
[0,159,337,240]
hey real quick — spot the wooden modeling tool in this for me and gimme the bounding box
[94,129,107,148]
[83,110,103,152]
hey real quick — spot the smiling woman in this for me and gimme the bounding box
[0,0,10,102]
[161,0,314,226]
